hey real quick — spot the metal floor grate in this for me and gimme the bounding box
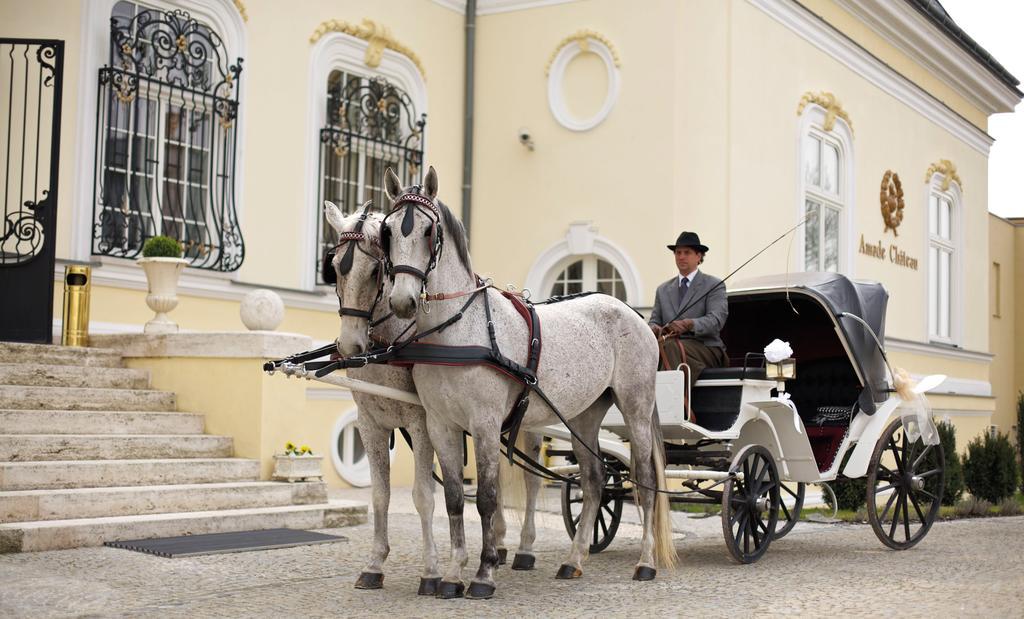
[105,528,347,558]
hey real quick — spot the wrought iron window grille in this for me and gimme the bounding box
[92,5,245,271]
[316,73,426,285]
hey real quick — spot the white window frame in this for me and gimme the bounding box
[303,32,427,291]
[525,222,642,305]
[71,0,247,268]
[796,104,855,275]
[330,409,395,488]
[925,176,963,345]
[544,255,628,302]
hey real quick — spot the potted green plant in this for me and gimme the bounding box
[138,236,188,334]
[271,442,324,482]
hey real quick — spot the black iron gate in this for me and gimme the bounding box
[0,39,64,344]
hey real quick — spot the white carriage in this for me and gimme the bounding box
[545,272,947,563]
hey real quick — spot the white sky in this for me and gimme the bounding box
[939,0,1024,218]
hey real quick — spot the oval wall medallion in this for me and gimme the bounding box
[546,31,621,131]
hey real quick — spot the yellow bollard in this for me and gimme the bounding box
[61,265,92,347]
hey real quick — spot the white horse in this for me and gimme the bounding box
[323,202,545,596]
[382,167,677,599]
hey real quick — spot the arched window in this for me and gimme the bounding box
[315,73,425,283]
[548,256,627,301]
[798,102,854,274]
[91,1,245,271]
[926,176,962,344]
[330,409,394,487]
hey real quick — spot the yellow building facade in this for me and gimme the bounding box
[2,0,1021,487]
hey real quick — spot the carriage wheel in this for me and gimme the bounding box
[771,482,805,541]
[560,459,624,554]
[721,445,780,564]
[866,417,945,550]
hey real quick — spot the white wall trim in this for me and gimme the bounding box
[910,374,991,398]
[547,35,620,132]
[746,0,994,156]
[933,409,993,420]
[71,0,248,263]
[431,0,581,15]
[302,32,428,291]
[885,336,993,362]
[524,222,643,305]
[834,0,1021,115]
[795,103,856,276]
[54,259,338,312]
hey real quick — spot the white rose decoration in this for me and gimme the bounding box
[764,339,793,363]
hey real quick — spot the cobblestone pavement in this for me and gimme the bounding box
[2,487,1022,618]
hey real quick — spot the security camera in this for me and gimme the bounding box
[518,127,534,151]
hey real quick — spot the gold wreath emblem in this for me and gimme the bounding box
[880,170,904,236]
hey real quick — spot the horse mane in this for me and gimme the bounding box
[436,199,473,275]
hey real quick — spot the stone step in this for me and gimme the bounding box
[0,342,123,368]
[0,385,176,412]
[0,410,204,435]
[0,364,150,389]
[0,481,328,523]
[0,458,260,490]
[0,500,367,552]
[0,435,233,462]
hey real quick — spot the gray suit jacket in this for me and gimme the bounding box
[649,271,728,349]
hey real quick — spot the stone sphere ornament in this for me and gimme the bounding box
[240,289,285,331]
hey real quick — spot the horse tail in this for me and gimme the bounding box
[650,403,678,570]
[498,432,528,525]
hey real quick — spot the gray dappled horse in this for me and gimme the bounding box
[324,203,545,595]
[383,167,677,599]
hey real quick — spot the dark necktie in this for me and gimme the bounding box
[679,277,689,295]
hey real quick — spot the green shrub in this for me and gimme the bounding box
[141,235,183,258]
[953,496,992,518]
[963,431,1019,503]
[823,476,868,512]
[936,420,964,505]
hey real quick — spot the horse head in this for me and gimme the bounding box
[382,165,472,319]
[323,200,385,355]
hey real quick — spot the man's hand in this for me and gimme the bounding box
[664,319,694,337]
[650,324,663,337]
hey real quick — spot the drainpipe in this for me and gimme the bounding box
[461,0,477,247]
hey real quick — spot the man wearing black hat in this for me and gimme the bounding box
[649,231,728,380]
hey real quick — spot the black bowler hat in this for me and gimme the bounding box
[667,231,709,253]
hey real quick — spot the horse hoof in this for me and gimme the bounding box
[354,572,384,589]
[417,577,441,596]
[466,581,496,600]
[555,564,582,579]
[511,553,536,571]
[435,580,465,599]
[633,565,657,581]
[496,548,508,565]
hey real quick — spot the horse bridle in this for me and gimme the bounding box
[327,202,387,324]
[380,189,444,291]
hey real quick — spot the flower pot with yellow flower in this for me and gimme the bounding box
[271,442,324,482]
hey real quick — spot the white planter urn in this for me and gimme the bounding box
[138,257,189,334]
[272,454,324,482]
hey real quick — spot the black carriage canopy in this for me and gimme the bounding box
[723,272,890,415]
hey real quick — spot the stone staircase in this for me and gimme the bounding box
[0,341,365,552]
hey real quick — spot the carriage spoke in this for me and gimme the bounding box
[597,512,609,538]
[908,491,927,523]
[749,514,761,547]
[756,517,769,535]
[913,444,934,470]
[918,489,938,501]
[888,492,903,538]
[889,441,905,474]
[918,468,943,479]
[572,513,582,527]
[901,492,912,542]
[874,482,896,495]
[879,485,899,522]
[730,505,744,526]
[779,500,792,521]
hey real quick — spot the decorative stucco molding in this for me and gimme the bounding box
[309,18,425,78]
[545,29,621,76]
[925,159,962,191]
[231,0,248,22]
[797,91,854,134]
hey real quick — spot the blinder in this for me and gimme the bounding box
[381,191,444,286]
[327,201,387,324]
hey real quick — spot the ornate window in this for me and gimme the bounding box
[927,186,959,343]
[315,73,424,284]
[92,1,244,271]
[802,129,844,272]
[547,256,627,302]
